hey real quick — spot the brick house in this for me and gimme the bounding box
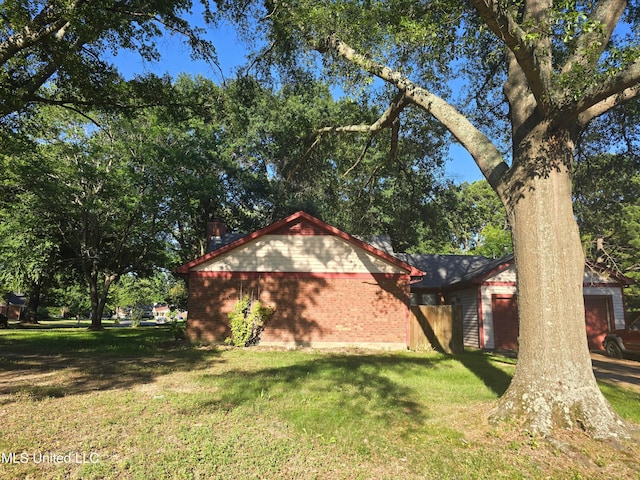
[177,211,423,349]
[0,293,27,321]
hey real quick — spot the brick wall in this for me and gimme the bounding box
[186,273,410,347]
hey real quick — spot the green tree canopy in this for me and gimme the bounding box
[0,0,217,118]
[157,74,453,258]
[443,180,512,256]
[2,105,177,327]
[1,74,454,325]
[574,152,640,311]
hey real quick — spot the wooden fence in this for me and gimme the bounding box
[409,305,463,353]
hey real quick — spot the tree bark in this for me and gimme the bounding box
[21,281,41,324]
[88,278,103,330]
[491,124,628,438]
[87,271,118,330]
[87,269,106,330]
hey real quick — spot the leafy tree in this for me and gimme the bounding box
[161,74,451,256]
[46,273,91,319]
[165,276,188,311]
[216,74,452,251]
[158,75,276,263]
[445,181,512,256]
[222,1,640,437]
[0,0,216,118]
[0,184,59,322]
[0,1,218,322]
[574,152,640,312]
[0,106,76,322]
[473,223,512,259]
[8,107,176,328]
[110,272,169,312]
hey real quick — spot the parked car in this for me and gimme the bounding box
[603,317,640,358]
[0,313,7,328]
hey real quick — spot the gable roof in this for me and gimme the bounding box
[398,254,511,289]
[401,253,633,290]
[177,211,423,277]
[207,232,246,253]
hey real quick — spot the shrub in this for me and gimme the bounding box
[130,307,143,327]
[170,319,186,340]
[226,295,274,347]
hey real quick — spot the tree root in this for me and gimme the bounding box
[490,383,630,440]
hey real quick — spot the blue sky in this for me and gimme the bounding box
[109,18,484,185]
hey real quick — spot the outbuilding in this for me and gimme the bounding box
[401,254,632,351]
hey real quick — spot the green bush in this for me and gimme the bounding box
[130,307,143,327]
[170,319,186,340]
[226,295,274,347]
[37,306,53,319]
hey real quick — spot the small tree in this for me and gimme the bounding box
[226,295,275,347]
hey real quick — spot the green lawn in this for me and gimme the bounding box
[0,327,638,479]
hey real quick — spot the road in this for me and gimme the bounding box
[591,352,640,393]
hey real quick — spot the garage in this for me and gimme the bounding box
[492,294,519,351]
[584,296,613,351]
[491,294,614,352]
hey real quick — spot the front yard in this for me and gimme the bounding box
[0,327,638,479]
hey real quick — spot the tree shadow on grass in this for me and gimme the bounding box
[455,351,514,396]
[193,353,457,437]
[0,327,223,403]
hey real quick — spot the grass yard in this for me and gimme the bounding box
[0,328,638,479]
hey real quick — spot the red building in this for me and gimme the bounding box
[177,211,422,349]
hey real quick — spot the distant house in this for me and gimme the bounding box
[399,254,632,351]
[0,293,27,321]
[151,304,186,322]
[177,211,423,349]
[152,304,170,320]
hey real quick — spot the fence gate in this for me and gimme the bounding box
[409,305,463,353]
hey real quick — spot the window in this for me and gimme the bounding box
[411,292,438,305]
[421,293,438,305]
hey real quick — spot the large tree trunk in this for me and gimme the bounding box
[87,272,117,330]
[87,272,104,330]
[21,281,41,324]
[491,126,628,438]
